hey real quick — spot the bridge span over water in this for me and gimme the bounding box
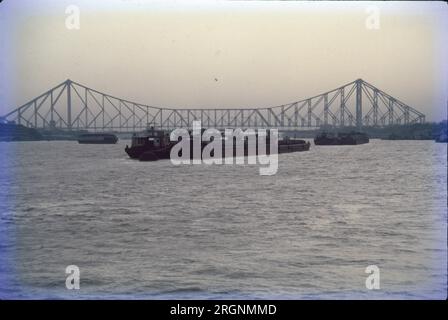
[0,79,425,132]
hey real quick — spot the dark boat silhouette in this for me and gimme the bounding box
[125,128,310,161]
[77,133,118,144]
[435,132,447,143]
[314,131,369,145]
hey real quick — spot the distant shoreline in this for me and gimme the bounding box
[0,121,446,142]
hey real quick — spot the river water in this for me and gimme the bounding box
[0,139,446,299]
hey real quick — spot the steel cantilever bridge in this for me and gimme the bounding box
[0,79,425,132]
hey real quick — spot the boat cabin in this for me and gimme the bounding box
[131,128,170,148]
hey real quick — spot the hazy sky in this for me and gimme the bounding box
[1,0,447,121]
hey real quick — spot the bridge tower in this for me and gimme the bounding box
[356,79,363,130]
[66,79,72,130]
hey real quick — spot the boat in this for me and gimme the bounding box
[314,131,369,145]
[435,132,447,143]
[125,128,310,161]
[0,122,43,142]
[125,129,173,160]
[77,133,118,144]
[278,137,311,153]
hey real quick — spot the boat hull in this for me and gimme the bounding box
[314,138,369,145]
[125,145,172,160]
[77,134,118,144]
[435,134,448,143]
[78,140,118,144]
[314,132,369,145]
[278,142,311,152]
[126,140,311,161]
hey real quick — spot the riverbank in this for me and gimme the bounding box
[0,123,43,141]
[1,121,447,142]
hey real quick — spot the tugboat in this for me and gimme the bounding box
[125,128,173,160]
[435,132,447,143]
[77,133,118,144]
[314,131,369,145]
[278,136,311,153]
[125,128,311,161]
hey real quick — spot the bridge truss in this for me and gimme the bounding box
[0,79,425,132]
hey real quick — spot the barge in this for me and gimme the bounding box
[125,128,310,161]
[314,131,369,145]
[77,133,118,144]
